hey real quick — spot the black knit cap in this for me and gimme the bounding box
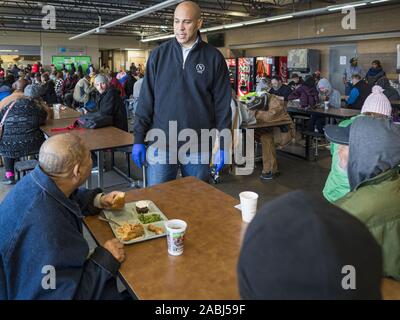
[237,190,383,300]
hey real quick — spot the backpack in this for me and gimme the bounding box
[77,113,113,129]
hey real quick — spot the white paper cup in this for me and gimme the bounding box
[324,101,329,109]
[239,191,258,223]
[165,219,187,256]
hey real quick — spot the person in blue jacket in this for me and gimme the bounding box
[132,1,232,186]
[0,133,127,300]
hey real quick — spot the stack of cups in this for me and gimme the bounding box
[165,219,187,256]
[239,191,258,223]
[53,104,61,118]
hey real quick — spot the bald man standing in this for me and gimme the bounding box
[0,133,127,300]
[133,1,231,186]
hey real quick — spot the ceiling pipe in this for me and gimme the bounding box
[69,0,183,40]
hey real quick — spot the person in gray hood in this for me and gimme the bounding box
[325,116,400,280]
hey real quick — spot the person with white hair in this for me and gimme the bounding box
[92,74,127,131]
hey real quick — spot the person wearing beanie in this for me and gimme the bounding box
[346,74,370,110]
[0,84,50,185]
[325,117,400,280]
[323,86,392,203]
[237,190,383,300]
[361,85,393,117]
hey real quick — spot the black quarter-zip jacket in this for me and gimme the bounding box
[133,34,232,149]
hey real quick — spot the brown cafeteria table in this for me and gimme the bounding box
[40,118,133,188]
[287,105,360,119]
[84,176,400,300]
[84,177,246,300]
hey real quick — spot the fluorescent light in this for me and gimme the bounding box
[141,34,175,42]
[70,0,183,40]
[267,15,293,21]
[224,11,250,18]
[0,49,13,52]
[328,3,367,11]
[371,0,389,3]
[243,19,267,26]
[224,23,244,29]
[124,48,143,51]
[201,26,225,32]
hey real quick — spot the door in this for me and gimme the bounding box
[329,44,357,95]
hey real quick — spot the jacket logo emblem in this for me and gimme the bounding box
[196,64,205,74]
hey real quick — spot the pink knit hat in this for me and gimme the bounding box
[361,85,392,117]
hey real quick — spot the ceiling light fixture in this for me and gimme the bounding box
[140,0,393,43]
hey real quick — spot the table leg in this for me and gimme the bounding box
[97,151,104,189]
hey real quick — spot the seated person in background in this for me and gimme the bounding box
[110,72,126,99]
[238,190,382,300]
[252,94,295,181]
[268,76,292,101]
[323,85,393,203]
[0,133,127,299]
[312,70,321,83]
[376,76,400,102]
[288,76,319,109]
[317,78,341,109]
[0,74,14,101]
[124,70,137,99]
[93,75,127,132]
[346,74,370,110]
[0,84,51,185]
[0,79,27,111]
[61,71,78,107]
[39,72,57,105]
[73,74,96,110]
[54,72,64,103]
[287,73,303,90]
[256,74,270,93]
[325,116,400,280]
[307,78,342,134]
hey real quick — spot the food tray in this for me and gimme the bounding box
[102,200,168,244]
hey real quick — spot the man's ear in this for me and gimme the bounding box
[197,18,203,29]
[72,163,80,180]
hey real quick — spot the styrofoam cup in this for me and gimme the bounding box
[165,219,187,256]
[239,191,258,223]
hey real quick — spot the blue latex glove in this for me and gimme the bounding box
[132,144,146,168]
[214,149,225,174]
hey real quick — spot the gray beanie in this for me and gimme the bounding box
[94,74,108,85]
[24,84,42,98]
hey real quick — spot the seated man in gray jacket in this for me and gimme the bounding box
[0,133,127,300]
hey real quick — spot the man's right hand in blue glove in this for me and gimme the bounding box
[132,144,146,168]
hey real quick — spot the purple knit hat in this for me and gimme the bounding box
[361,85,392,117]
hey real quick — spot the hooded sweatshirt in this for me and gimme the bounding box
[347,117,400,191]
[335,117,400,280]
[238,190,383,300]
[317,78,341,108]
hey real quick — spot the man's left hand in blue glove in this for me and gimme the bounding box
[214,149,225,174]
